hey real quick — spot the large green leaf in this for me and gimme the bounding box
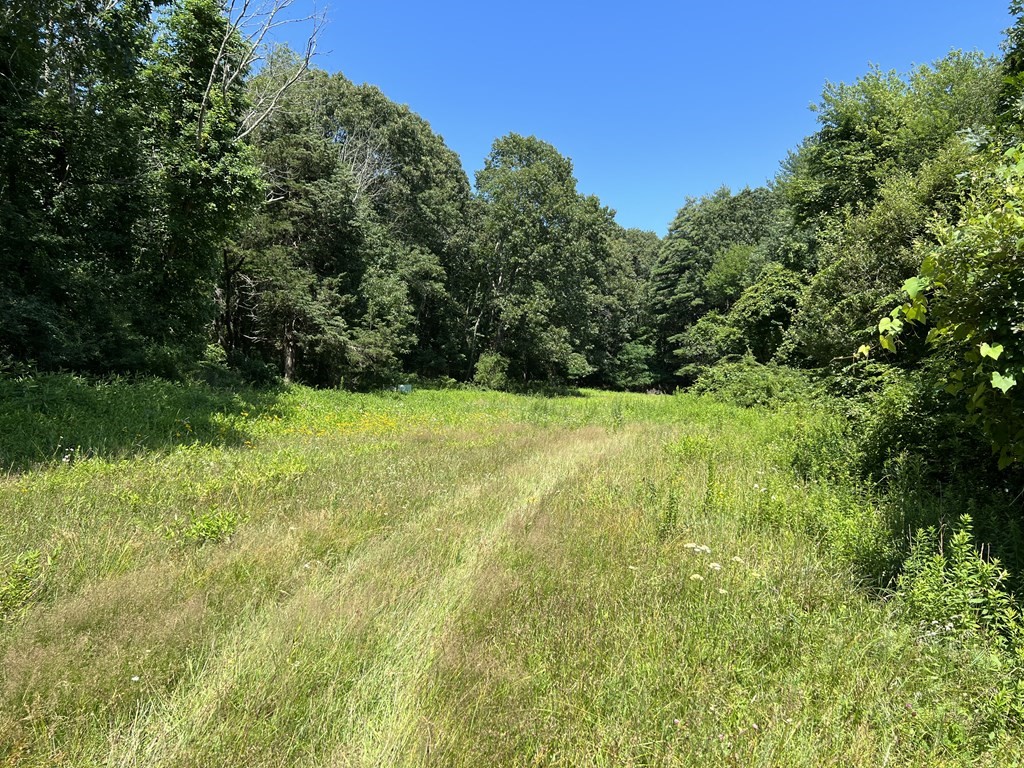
[992,371,1017,394]
[902,276,927,299]
[980,342,1005,360]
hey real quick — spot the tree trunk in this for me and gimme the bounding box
[282,319,295,381]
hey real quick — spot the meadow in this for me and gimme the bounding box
[1,377,1022,767]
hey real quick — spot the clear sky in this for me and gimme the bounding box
[280,1,1014,235]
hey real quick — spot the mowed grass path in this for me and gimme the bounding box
[1,386,1019,766]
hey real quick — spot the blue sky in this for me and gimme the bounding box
[281,1,1013,234]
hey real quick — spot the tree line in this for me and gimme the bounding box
[3,0,1024,465]
[0,1,657,390]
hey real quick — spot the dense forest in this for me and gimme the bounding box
[3,1,1024,469]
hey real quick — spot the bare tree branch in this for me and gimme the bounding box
[195,0,325,144]
[335,124,395,204]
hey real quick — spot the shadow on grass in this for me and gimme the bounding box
[888,476,1024,592]
[0,373,290,473]
[510,383,587,398]
[403,377,588,398]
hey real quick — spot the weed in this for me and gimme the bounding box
[898,515,1022,647]
[655,487,679,541]
[175,507,240,545]
[691,357,813,409]
[700,458,716,519]
[0,550,43,618]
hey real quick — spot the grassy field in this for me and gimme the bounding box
[1,379,1022,766]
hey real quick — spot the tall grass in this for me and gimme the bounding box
[1,376,1022,766]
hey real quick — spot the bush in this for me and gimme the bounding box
[897,515,1022,648]
[787,404,859,482]
[196,346,280,388]
[879,145,1024,468]
[727,262,804,362]
[691,356,813,409]
[673,312,744,382]
[823,362,993,483]
[226,350,280,387]
[473,352,511,391]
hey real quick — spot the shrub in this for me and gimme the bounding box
[473,352,511,391]
[690,356,812,409]
[227,350,281,387]
[673,312,744,381]
[823,362,993,482]
[879,145,1024,468]
[727,262,804,362]
[787,404,859,482]
[897,515,1022,649]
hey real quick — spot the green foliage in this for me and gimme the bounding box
[702,243,766,308]
[606,342,656,391]
[143,0,262,359]
[0,551,43,618]
[999,1,1024,128]
[898,516,1022,648]
[790,146,979,366]
[691,357,812,409]
[781,51,1000,369]
[175,507,240,545]
[0,0,260,375]
[472,134,614,382]
[788,359,1024,611]
[784,53,999,226]
[787,404,860,483]
[653,186,779,381]
[670,264,801,379]
[880,145,1024,467]
[594,227,661,388]
[226,60,472,387]
[653,486,680,541]
[197,344,281,389]
[727,263,804,363]
[814,363,992,483]
[345,264,417,388]
[672,311,745,380]
[1,0,152,369]
[473,352,511,391]
[0,1,1011,406]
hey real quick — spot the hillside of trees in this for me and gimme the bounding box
[4,0,1024,477]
